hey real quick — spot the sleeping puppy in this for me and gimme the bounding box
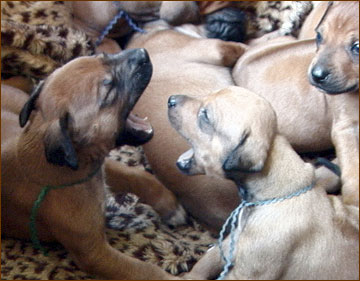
[2,49,179,280]
[168,86,359,280]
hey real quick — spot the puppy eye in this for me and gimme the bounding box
[316,32,323,47]
[199,108,210,124]
[103,79,112,86]
[351,42,359,56]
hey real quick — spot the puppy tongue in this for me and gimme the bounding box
[126,113,152,133]
[178,148,194,163]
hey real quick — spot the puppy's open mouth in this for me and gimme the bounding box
[117,112,154,146]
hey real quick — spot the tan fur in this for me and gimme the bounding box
[233,1,359,206]
[66,1,201,54]
[126,21,248,232]
[1,51,179,280]
[298,1,330,39]
[169,87,359,280]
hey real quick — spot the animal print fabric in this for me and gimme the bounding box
[1,146,216,279]
[1,1,94,79]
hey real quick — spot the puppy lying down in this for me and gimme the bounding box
[167,86,359,280]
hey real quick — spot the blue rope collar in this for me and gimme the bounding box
[95,8,146,47]
[217,182,315,280]
[29,166,101,256]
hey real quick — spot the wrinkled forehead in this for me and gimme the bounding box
[37,55,109,113]
[205,88,273,118]
[204,88,277,131]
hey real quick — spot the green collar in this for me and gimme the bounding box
[29,166,101,255]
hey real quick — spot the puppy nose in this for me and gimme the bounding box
[311,65,330,83]
[168,95,177,108]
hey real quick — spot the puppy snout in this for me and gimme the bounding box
[311,64,330,84]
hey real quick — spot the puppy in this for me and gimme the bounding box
[308,1,359,206]
[168,86,359,280]
[126,20,248,231]
[233,1,359,206]
[1,49,178,280]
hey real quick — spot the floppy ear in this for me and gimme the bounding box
[44,112,79,170]
[222,131,269,173]
[19,81,44,127]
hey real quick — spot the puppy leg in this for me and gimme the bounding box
[41,185,178,280]
[105,158,186,226]
[183,244,225,280]
[184,39,247,67]
[160,1,199,25]
[332,127,359,206]
[2,76,34,94]
[95,38,122,55]
[315,159,341,194]
[328,94,359,206]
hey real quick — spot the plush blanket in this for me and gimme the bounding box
[1,1,94,80]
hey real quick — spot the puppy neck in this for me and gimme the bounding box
[17,114,104,187]
[238,135,315,202]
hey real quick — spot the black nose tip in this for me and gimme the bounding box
[168,95,177,108]
[311,65,330,84]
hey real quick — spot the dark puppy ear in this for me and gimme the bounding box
[44,112,79,170]
[223,131,268,173]
[205,8,247,42]
[19,81,44,127]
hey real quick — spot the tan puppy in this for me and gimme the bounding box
[308,1,359,206]
[168,86,359,280]
[125,21,247,231]
[233,1,359,206]
[1,49,179,280]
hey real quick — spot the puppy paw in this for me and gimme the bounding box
[161,203,187,227]
[181,272,205,280]
[219,41,248,67]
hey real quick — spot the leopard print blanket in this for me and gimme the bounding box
[1,1,94,80]
[1,146,216,279]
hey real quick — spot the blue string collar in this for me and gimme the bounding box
[217,182,315,280]
[95,7,146,47]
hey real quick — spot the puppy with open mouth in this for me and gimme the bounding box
[2,49,179,279]
[168,86,358,280]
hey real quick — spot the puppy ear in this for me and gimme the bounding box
[19,81,44,127]
[44,112,79,170]
[223,131,269,173]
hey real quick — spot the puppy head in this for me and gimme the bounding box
[19,49,153,169]
[168,86,277,179]
[308,1,359,94]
